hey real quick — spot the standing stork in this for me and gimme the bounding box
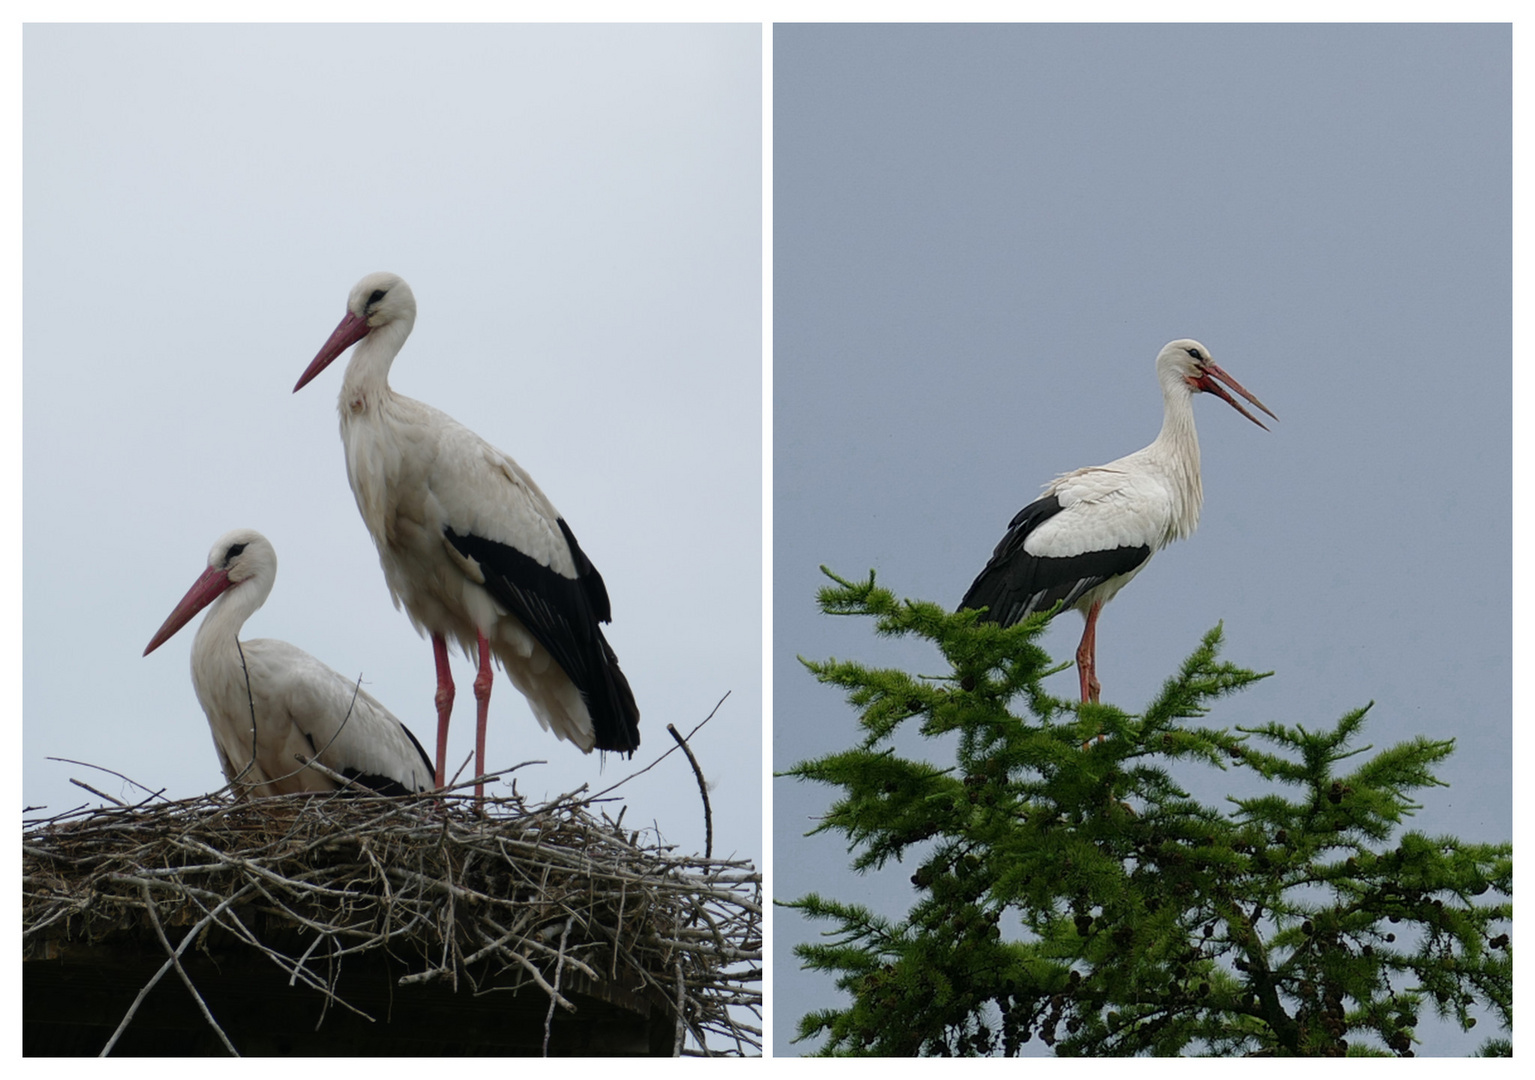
[143,529,434,797]
[960,339,1275,704]
[294,272,640,801]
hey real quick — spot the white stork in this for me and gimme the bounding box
[293,272,640,801]
[960,339,1276,704]
[143,529,434,797]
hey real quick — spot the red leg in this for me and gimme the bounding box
[472,630,494,803]
[432,633,454,790]
[1076,601,1103,704]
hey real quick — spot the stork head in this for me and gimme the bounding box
[1158,339,1277,430]
[294,272,417,392]
[143,529,278,655]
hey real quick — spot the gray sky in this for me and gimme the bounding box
[773,24,1510,1056]
[23,24,762,867]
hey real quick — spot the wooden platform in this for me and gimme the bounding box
[26,924,675,1056]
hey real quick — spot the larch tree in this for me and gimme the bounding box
[782,570,1511,1057]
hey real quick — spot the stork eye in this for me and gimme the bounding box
[226,543,248,560]
[368,289,387,306]
[1188,347,1205,361]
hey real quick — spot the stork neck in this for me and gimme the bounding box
[340,318,409,400]
[191,577,267,660]
[1150,384,1203,540]
[1155,385,1199,451]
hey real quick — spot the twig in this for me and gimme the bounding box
[235,638,260,793]
[136,882,241,1055]
[98,882,256,1056]
[69,779,126,807]
[666,723,713,859]
[46,758,165,801]
[543,915,575,1056]
[673,958,687,1057]
[588,691,730,803]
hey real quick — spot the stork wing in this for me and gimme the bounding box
[245,640,435,794]
[961,492,1152,627]
[430,434,640,754]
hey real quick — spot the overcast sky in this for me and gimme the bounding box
[773,24,1510,1056]
[22,24,762,867]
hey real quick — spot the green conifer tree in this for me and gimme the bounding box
[782,570,1511,1057]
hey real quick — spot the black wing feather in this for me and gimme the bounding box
[960,494,1152,627]
[304,715,434,795]
[445,522,640,753]
[340,766,428,797]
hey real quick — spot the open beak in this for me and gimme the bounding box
[1190,363,1278,431]
[294,310,371,392]
[144,565,233,656]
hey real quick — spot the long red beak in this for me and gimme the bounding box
[294,310,371,392]
[1190,363,1278,431]
[143,565,233,656]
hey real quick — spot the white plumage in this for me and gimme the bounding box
[961,339,1275,703]
[294,273,640,800]
[143,529,434,797]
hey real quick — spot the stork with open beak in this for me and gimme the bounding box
[960,339,1276,704]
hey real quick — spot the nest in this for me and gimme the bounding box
[22,775,761,1057]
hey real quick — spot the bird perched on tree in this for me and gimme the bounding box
[960,339,1275,703]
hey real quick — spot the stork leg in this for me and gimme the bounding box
[472,630,494,803]
[1076,600,1103,704]
[432,633,455,790]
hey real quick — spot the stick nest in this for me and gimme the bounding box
[22,787,761,1056]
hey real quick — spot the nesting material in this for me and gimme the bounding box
[23,786,761,1056]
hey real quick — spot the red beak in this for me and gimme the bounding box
[143,565,233,656]
[1190,363,1278,431]
[294,310,371,392]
